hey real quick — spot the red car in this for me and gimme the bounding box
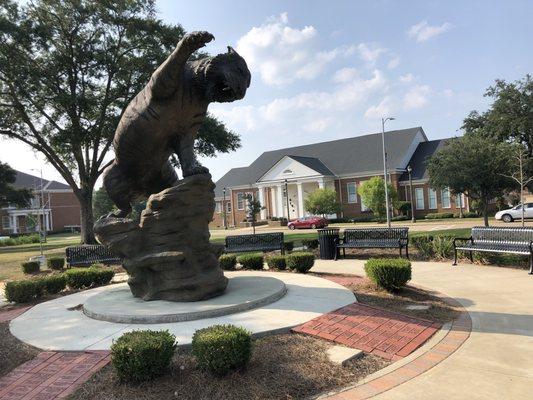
[287,216,328,230]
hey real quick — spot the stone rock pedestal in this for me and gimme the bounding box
[94,174,227,301]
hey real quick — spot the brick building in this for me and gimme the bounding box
[212,127,469,228]
[0,170,81,235]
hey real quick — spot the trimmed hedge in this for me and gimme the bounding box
[236,253,264,270]
[364,258,411,292]
[42,274,67,294]
[301,238,319,250]
[4,279,44,303]
[424,212,454,219]
[219,254,237,270]
[47,257,65,270]
[65,266,115,289]
[192,324,252,375]
[0,234,40,247]
[283,241,294,253]
[266,255,286,270]
[111,330,177,383]
[286,252,315,273]
[21,261,40,274]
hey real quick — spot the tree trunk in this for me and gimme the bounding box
[79,190,96,244]
[482,200,489,227]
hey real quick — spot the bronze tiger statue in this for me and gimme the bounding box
[102,31,251,217]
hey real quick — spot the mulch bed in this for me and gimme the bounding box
[70,335,389,400]
[0,322,39,377]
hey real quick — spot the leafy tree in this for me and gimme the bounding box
[0,0,240,243]
[92,187,115,220]
[244,193,263,235]
[0,161,32,207]
[462,75,533,188]
[358,177,398,219]
[426,135,513,226]
[304,188,340,217]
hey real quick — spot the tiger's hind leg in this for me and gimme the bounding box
[102,161,135,218]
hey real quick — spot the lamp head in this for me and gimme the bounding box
[407,165,412,173]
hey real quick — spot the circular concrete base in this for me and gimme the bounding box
[10,271,356,351]
[83,275,287,324]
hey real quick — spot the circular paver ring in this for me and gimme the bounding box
[10,271,356,351]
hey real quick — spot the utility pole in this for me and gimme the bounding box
[381,117,395,228]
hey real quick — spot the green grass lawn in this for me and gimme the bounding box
[0,233,80,281]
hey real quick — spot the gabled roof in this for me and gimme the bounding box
[399,139,450,181]
[215,127,426,196]
[286,155,335,176]
[12,170,71,191]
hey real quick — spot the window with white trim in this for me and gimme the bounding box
[428,188,437,209]
[2,216,10,229]
[361,198,369,211]
[455,193,463,208]
[346,182,357,203]
[415,188,425,210]
[441,188,451,208]
[215,202,222,213]
[226,202,232,213]
[237,193,245,210]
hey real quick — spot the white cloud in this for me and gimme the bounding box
[403,85,431,109]
[399,73,415,83]
[387,57,400,69]
[333,67,358,83]
[364,96,395,119]
[357,43,386,64]
[236,13,354,86]
[407,21,452,42]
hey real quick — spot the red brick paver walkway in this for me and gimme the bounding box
[0,351,110,400]
[292,303,441,361]
[0,306,32,323]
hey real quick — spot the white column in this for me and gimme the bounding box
[297,182,305,218]
[276,184,284,218]
[11,215,18,234]
[318,180,325,189]
[258,187,267,220]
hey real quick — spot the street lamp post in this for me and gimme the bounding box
[381,117,395,228]
[222,187,227,229]
[406,165,416,223]
[284,179,290,222]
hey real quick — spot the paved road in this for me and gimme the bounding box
[312,260,533,399]
[210,218,533,238]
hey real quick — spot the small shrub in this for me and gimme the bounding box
[237,253,264,270]
[283,241,294,253]
[4,279,45,303]
[111,330,177,383]
[219,254,237,270]
[21,261,40,274]
[411,236,434,259]
[391,215,409,221]
[192,324,252,375]
[424,212,454,219]
[65,266,114,289]
[454,211,478,218]
[301,238,319,250]
[411,234,455,260]
[47,257,65,270]
[286,252,315,273]
[42,274,67,294]
[364,258,411,292]
[266,255,286,270]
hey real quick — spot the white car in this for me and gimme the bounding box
[495,203,533,223]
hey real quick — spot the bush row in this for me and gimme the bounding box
[424,212,454,219]
[112,325,252,382]
[0,234,40,247]
[4,266,115,303]
[219,252,315,273]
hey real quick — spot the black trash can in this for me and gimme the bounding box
[318,228,340,260]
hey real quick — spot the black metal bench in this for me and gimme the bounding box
[453,226,533,274]
[65,245,123,267]
[335,227,409,260]
[225,232,284,254]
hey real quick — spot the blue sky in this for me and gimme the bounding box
[1,0,532,183]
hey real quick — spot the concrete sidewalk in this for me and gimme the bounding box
[311,260,533,399]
